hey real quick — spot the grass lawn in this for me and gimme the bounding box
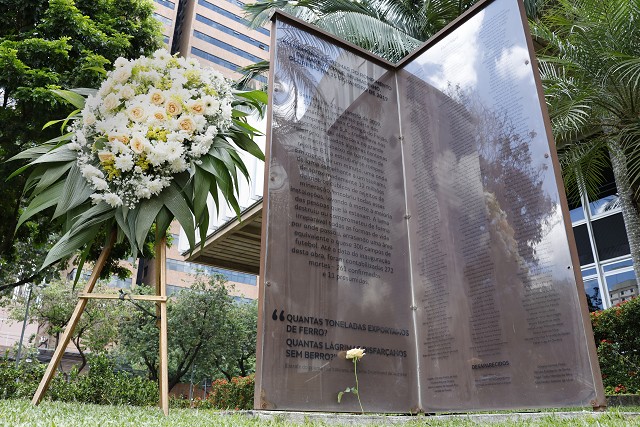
[0,399,638,426]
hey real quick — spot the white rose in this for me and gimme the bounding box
[149,90,165,106]
[130,134,147,154]
[103,93,120,111]
[114,57,129,68]
[127,104,147,122]
[112,66,132,84]
[345,348,365,360]
[84,111,97,126]
[177,116,196,133]
[98,151,115,163]
[188,99,205,115]
[119,85,135,100]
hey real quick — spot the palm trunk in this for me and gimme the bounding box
[608,140,640,282]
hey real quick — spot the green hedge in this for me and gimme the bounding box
[0,353,157,406]
[591,297,640,394]
[170,374,255,410]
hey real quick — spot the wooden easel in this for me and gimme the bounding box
[31,228,170,415]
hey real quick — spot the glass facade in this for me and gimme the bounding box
[571,179,637,310]
[166,257,257,286]
[198,0,270,36]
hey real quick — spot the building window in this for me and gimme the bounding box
[193,30,264,63]
[572,169,637,309]
[153,12,173,26]
[154,0,175,10]
[195,14,269,52]
[166,257,257,286]
[198,0,270,37]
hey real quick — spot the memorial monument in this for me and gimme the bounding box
[256,0,605,413]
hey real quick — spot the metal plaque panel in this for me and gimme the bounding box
[256,0,604,413]
[257,20,418,412]
[399,0,600,410]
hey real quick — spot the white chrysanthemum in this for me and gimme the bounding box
[76,132,87,146]
[206,125,218,137]
[90,193,104,204]
[114,154,134,172]
[221,102,232,120]
[91,176,109,191]
[72,48,238,209]
[110,140,129,155]
[204,96,220,115]
[135,185,152,199]
[147,143,168,166]
[153,49,171,62]
[81,164,104,179]
[103,193,123,207]
[148,179,164,195]
[165,139,184,162]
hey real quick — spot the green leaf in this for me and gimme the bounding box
[53,164,93,219]
[32,145,77,165]
[163,182,195,250]
[116,208,136,256]
[52,89,86,109]
[134,198,164,251]
[41,223,100,270]
[235,89,268,105]
[228,129,265,161]
[73,244,92,288]
[68,202,114,235]
[7,144,56,162]
[155,206,173,240]
[17,181,65,230]
[7,163,34,182]
[193,166,211,224]
[33,161,73,195]
[337,391,344,403]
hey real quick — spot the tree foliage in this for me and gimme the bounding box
[116,275,258,390]
[9,278,125,372]
[245,0,478,62]
[531,0,640,202]
[0,0,163,296]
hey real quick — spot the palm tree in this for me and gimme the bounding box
[245,0,478,62]
[530,0,640,280]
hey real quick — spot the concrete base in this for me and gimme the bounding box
[226,410,640,425]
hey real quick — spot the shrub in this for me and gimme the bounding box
[204,374,255,410]
[0,352,157,405]
[591,297,640,394]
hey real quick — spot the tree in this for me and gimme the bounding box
[116,275,257,390]
[531,0,640,280]
[245,0,478,62]
[0,0,163,296]
[9,278,124,372]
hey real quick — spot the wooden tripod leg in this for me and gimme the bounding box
[32,229,116,405]
[155,232,169,416]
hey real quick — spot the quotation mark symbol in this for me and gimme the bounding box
[272,309,285,321]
